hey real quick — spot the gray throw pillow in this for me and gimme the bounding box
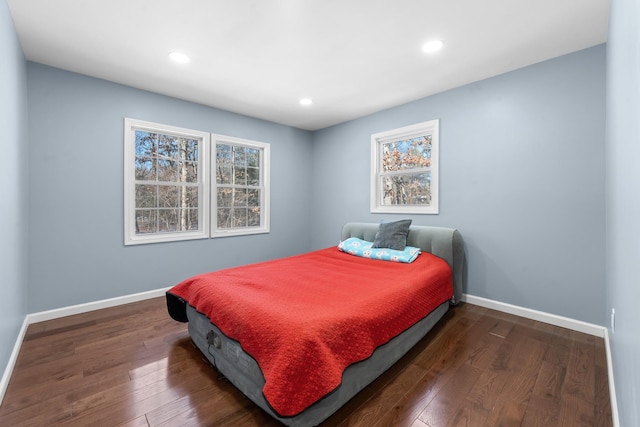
[372,219,412,251]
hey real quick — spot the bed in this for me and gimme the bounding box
[166,222,464,426]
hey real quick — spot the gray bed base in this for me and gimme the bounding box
[185,222,464,426]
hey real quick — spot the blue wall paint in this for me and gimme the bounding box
[311,45,607,325]
[0,0,28,380]
[606,0,640,424]
[26,63,313,312]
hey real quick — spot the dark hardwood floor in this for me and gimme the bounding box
[0,298,612,426]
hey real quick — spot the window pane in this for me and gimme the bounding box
[248,208,260,226]
[233,189,247,207]
[135,185,157,208]
[183,161,198,183]
[247,167,260,186]
[380,172,432,206]
[135,131,157,181]
[217,188,232,207]
[246,148,259,167]
[157,134,179,159]
[381,135,432,172]
[181,186,199,209]
[217,207,231,228]
[181,138,198,161]
[233,165,247,185]
[157,159,178,182]
[247,189,260,207]
[158,209,179,232]
[158,185,180,208]
[234,146,246,166]
[216,144,232,184]
[135,157,156,181]
[233,208,247,227]
[217,144,232,163]
[177,208,197,231]
[135,209,157,234]
[217,165,232,184]
[185,208,199,230]
[135,131,157,157]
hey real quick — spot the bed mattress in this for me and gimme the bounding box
[186,300,449,427]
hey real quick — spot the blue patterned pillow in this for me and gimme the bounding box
[338,237,421,263]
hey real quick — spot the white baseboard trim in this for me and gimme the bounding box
[27,287,171,324]
[461,294,606,337]
[603,328,621,427]
[0,316,29,407]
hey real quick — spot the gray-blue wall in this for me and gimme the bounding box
[0,0,28,380]
[606,0,640,424]
[26,63,313,312]
[311,45,606,326]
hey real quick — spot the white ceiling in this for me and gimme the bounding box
[8,0,610,131]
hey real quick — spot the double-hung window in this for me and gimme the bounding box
[124,118,270,245]
[213,135,270,237]
[370,119,439,214]
[124,119,210,245]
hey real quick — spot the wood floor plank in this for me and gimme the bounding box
[0,299,613,427]
[116,415,150,427]
[339,362,429,426]
[558,334,598,426]
[371,305,497,427]
[594,337,613,425]
[484,400,527,427]
[519,323,574,427]
[466,368,506,414]
[417,363,483,426]
[445,401,490,427]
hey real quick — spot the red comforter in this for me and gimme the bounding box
[168,247,453,417]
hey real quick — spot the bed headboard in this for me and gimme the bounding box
[341,222,465,304]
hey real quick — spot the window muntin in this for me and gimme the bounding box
[371,120,439,214]
[124,119,209,245]
[213,136,270,237]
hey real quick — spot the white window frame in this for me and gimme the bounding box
[370,119,439,214]
[211,134,270,238]
[124,118,210,245]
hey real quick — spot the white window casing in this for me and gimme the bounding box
[370,119,439,214]
[211,134,270,238]
[124,118,210,245]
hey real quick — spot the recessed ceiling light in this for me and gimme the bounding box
[169,52,190,64]
[422,40,443,53]
[299,98,313,106]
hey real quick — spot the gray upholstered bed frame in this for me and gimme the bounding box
[341,223,464,304]
[185,222,464,426]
